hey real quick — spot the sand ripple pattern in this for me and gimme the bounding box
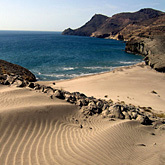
[0,87,164,165]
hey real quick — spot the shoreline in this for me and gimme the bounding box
[39,61,145,83]
[39,62,165,113]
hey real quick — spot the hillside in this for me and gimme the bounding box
[0,59,36,82]
[62,14,108,36]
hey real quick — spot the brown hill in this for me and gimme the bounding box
[62,14,108,36]
[62,8,164,39]
[0,59,36,82]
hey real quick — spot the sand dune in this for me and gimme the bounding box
[50,63,165,113]
[0,85,165,165]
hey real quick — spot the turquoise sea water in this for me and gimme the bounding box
[0,31,143,80]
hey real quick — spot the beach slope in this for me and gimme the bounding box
[0,63,165,164]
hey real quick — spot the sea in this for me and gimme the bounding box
[0,31,143,81]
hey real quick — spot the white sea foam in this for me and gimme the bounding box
[62,67,76,71]
[119,61,139,64]
[83,66,113,70]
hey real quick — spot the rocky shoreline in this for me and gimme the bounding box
[125,36,165,72]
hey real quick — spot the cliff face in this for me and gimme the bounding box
[62,8,165,72]
[125,36,165,72]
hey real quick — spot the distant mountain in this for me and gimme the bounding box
[62,8,164,40]
[62,8,165,72]
[62,14,108,36]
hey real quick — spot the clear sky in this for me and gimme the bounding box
[0,0,164,31]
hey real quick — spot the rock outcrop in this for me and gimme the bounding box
[0,59,36,82]
[62,8,165,72]
[125,35,165,72]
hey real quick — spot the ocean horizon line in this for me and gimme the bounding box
[0,30,62,33]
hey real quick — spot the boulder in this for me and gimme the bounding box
[136,115,152,125]
[123,111,132,120]
[53,90,65,99]
[96,100,104,109]
[28,82,35,88]
[112,105,125,119]
[13,79,26,87]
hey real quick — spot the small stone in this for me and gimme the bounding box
[150,133,155,135]
[151,90,157,94]
[137,144,146,146]
[53,82,56,85]
[75,119,79,123]
[109,118,115,121]
[80,125,83,128]
[28,82,35,88]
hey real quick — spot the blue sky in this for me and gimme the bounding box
[0,0,164,31]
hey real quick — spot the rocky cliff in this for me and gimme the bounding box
[125,36,165,72]
[62,8,165,72]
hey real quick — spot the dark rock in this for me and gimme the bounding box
[137,144,146,146]
[4,80,10,85]
[28,82,35,88]
[151,90,157,94]
[80,124,83,128]
[136,115,152,125]
[53,90,65,99]
[150,133,155,135]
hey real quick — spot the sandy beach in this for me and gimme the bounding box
[42,62,165,113]
[0,63,165,165]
